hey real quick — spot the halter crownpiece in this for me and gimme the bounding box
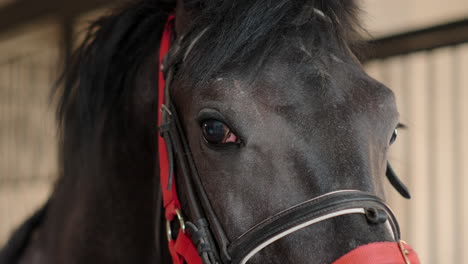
[158,13,420,264]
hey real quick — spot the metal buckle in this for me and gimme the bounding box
[166,208,186,241]
[161,104,173,116]
[398,240,411,264]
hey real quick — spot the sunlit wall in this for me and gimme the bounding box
[366,45,468,264]
[0,21,59,244]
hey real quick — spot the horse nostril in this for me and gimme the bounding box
[365,208,388,224]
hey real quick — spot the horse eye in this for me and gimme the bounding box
[201,120,238,145]
[389,129,398,145]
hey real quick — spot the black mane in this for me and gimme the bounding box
[53,1,173,262]
[57,1,170,138]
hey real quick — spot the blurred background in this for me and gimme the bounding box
[0,0,466,263]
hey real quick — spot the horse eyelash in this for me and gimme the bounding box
[396,123,407,130]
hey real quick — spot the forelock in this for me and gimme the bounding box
[176,0,363,87]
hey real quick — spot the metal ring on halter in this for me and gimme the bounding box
[166,208,186,241]
[161,104,173,116]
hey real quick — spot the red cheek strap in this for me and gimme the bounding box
[159,13,203,264]
[332,241,420,264]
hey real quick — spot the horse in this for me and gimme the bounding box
[0,0,420,263]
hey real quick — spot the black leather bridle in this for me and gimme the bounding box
[158,21,411,264]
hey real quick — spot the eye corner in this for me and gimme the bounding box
[389,129,398,145]
[389,126,401,146]
[389,122,407,146]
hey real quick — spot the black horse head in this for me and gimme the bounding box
[163,1,406,263]
[0,1,414,264]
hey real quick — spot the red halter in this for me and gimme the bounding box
[332,241,420,264]
[158,13,202,264]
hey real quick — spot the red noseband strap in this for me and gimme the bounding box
[158,13,202,264]
[332,241,420,264]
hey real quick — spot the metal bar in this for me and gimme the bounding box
[364,19,468,61]
[451,45,462,264]
[0,0,120,33]
[400,55,412,243]
[426,50,436,264]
